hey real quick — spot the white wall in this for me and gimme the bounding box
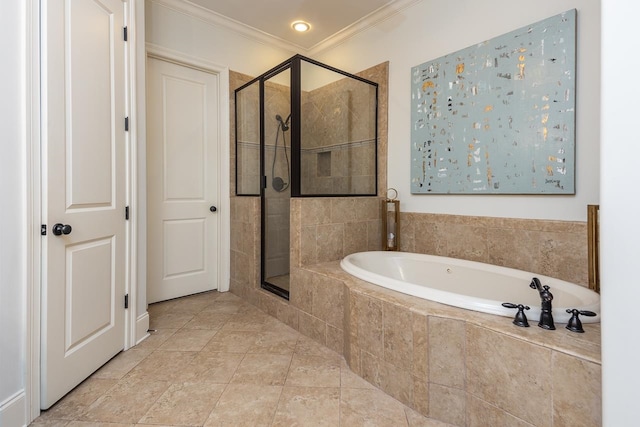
[315,0,600,221]
[0,1,28,425]
[600,0,640,424]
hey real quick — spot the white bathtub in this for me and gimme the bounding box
[340,251,600,324]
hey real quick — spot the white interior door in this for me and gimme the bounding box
[41,0,127,409]
[147,57,220,303]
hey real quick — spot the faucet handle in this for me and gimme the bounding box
[565,309,597,333]
[502,302,531,327]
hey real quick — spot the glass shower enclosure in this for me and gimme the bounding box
[235,55,378,299]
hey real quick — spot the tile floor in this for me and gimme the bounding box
[31,291,453,427]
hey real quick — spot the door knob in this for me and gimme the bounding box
[210,206,217,212]
[52,223,72,236]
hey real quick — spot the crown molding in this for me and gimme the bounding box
[308,0,422,56]
[147,0,303,53]
[147,0,422,56]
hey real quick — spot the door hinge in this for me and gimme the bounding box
[124,294,129,309]
[123,26,128,41]
[262,175,267,189]
[41,224,47,236]
[125,116,129,131]
[125,205,130,220]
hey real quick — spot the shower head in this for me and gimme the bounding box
[276,114,291,131]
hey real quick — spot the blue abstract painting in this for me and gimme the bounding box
[410,10,576,194]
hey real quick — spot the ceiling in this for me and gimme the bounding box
[187,0,399,50]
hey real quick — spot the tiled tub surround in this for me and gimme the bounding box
[298,263,601,427]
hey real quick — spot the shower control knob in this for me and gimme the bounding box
[210,206,217,213]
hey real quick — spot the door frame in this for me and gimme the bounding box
[144,43,231,297]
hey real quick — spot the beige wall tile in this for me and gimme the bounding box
[552,352,602,427]
[344,221,369,255]
[290,268,313,314]
[402,212,588,286]
[429,317,465,389]
[326,324,344,355]
[316,223,345,262]
[383,302,413,371]
[298,311,327,346]
[466,325,552,427]
[428,383,466,427]
[378,360,414,408]
[301,199,331,226]
[467,395,535,427]
[331,198,356,223]
[351,290,384,358]
[412,376,429,416]
[311,273,344,328]
[412,313,429,381]
[300,226,317,266]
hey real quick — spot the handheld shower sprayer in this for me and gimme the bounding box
[275,114,291,132]
[271,113,291,192]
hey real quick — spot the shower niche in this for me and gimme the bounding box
[235,55,378,299]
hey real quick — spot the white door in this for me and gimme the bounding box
[146,58,220,303]
[40,0,127,409]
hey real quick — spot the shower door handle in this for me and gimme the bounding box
[210,206,217,213]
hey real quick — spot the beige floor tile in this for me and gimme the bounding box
[340,387,409,427]
[138,382,225,426]
[149,312,195,329]
[67,422,134,427]
[272,386,340,427]
[92,349,152,380]
[132,329,177,351]
[340,360,376,390]
[31,291,449,427]
[124,351,197,382]
[157,328,218,352]
[230,353,292,386]
[405,407,455,427]
[37,378,118,421]
[295,336,342,363]
[181,352,244,383]
[285,354,341,388]
[204,384,282,427]
[29,418,71,426]
[201,298,252,315]
[249,330,299,355]
[203,330,259,353]
[220,311,270,332]
[79,378,170,424]
[182,311,233,330]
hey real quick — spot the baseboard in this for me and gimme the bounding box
[135,311,150,345]
[0,390,27,427]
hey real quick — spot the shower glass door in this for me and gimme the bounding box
[262,68,291,298]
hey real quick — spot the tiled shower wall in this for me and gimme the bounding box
[301,76,378,195]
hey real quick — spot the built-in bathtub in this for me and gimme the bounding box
[340,251,600,324]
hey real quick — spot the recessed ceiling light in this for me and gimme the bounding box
[292,21,311,32]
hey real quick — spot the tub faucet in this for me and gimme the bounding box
[529,277,555,330]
